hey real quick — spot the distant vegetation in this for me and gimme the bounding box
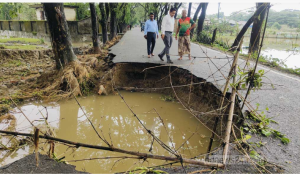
[207,9,300,31]
[0,3,36,20]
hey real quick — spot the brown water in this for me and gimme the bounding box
[0,92,219,173]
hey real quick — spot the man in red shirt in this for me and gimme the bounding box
[175,10,196,60]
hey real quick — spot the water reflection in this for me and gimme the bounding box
[0,92,219,173]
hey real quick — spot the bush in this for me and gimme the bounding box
[196,31,212,44]
[271,22,281,30]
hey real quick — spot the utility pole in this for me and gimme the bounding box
[218,2,220,20]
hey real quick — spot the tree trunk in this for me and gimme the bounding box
[164,3,169,15]
[249,3,269,54]
[89,3,101,54]
[188,3,192,17]
[230,3,269,51]
[174,3,182,19]
[196,3,208,35]
[99,3,108,44]
[105,3,110,19]
[43,3,77,70]
[190,3,202,38]
[158,5,165,30]
[211,28,217,44]
[109,3,118,40]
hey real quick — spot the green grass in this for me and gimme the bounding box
[1,60,25,67]
[0,37,43,44]
[0,44,45,50]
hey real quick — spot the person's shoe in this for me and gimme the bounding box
[167,60,173,64]
[148,55,151,58]
[158,54,164,61]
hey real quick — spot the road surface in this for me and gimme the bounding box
[110,27,300,173]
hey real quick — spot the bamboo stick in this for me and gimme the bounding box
[0,130,224,168]
[220,38,244,108]
[241,5,270,109]
[222,38,244,165]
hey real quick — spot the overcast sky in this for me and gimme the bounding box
[179,2,300,16]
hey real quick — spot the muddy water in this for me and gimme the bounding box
[0,92,219,173]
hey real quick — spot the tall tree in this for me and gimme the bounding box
[230,3,270,51]
[188,3,192,17]
[89,3,101,54]
[248,3,269,54]
[43,3,77,69]
[99,3,108,44]
[164,3,169,15]
[190,3,202,38]
[174,3,182,19]
[109,3,118,40]
[105,3,110,19]
[196,3,208,35]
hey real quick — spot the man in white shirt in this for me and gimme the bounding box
[158,7,177,64]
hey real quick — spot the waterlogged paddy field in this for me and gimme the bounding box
[219,36,300,69]
[0,92,219,173]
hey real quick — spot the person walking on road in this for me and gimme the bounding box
[175,9,196,60]
[158,8,177,64]
[144,13,159,58]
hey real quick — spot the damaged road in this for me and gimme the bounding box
[109,27,300,173]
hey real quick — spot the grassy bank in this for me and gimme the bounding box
[0,37,44,44]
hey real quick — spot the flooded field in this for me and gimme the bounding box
[220,36,300,69]
[242,37,300,69]
[0,92,219,173]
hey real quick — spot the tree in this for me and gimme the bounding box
[89,3,101,54]
[99,3,108,44]
[0,3,36,20]
[272,22,281,30]
[196,3,208,35]
[117,3,131,33]
[230,3,270,51]
[164,3,169,15]
[157,3,168,30]
[249,3,269,54]
[43,3,77,69]
[190,3,202,38]
[109,3,118,40]
[188,3,192,17]
[174,3,182,19]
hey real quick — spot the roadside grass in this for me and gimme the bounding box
[0,60,25,67]
[0,44,45,50]
[0,37,43,44]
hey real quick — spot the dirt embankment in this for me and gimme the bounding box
[0,153,87,174]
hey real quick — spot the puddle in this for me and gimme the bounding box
[0,92,220,173]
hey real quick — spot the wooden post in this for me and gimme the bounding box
[34,128,40,167]
[211,28,217,45]
[205,117,219,161]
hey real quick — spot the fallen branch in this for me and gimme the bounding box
[0,130,224,168]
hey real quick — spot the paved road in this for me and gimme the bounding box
[110,27,300,173]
